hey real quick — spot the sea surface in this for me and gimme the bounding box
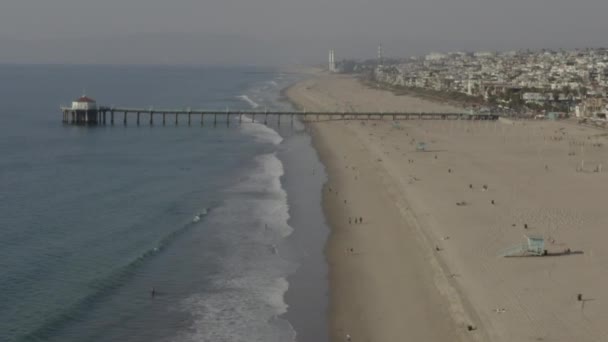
[0,65,329,342]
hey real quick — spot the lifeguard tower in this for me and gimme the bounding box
[499,234,546,257]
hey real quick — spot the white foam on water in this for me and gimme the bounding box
[237,90,284,146]
[224,153,293,238]
[173,153,297,342]
[176,277,295,342]
[237,95,260,109]
[239,115,284,145]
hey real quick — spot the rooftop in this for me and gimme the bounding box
[75,96,96,103]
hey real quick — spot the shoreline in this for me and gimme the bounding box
[270,66,331,342]
[284,70,608,342]
[285,71,473,341]
[278,119,330,342]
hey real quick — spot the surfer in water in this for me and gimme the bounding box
[270,244,278,254]
[151,287,156,298]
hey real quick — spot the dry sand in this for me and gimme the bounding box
[286,71,608,342]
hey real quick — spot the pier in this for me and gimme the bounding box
[61,106,499,126]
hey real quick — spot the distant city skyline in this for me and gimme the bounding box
[2,0,608,65]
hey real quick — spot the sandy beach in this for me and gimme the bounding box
[286,71,608,341]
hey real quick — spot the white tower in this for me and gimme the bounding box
[329,49,337,72]
[377,45,384,67]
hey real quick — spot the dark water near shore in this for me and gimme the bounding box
[0,65,328,342]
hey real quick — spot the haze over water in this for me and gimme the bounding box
[0,65,328,342]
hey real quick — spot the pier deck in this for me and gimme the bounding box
[61,107,499,126]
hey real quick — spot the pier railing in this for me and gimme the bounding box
[60,107,499,126]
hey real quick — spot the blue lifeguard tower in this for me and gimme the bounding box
[499,234,546,257]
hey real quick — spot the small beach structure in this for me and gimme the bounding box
[499,234,546,257]
[62,95,99,124]
[416,142,427,151]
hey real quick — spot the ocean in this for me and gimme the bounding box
[0,65,329,342]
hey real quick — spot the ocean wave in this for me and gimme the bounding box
[174,153,296,342]
[222,153,292,238]
[176,277,295,342]
[237,95,260,109]
[22,208,213,341]
[239,115,284,145]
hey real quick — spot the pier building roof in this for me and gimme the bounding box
[75,96,96,103]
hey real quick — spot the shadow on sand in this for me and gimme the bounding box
[506,250,584,258]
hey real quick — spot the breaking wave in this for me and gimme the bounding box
[173,154,296,342]
[237,95,260,109]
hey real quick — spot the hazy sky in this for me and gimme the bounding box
[2,0,607,65]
